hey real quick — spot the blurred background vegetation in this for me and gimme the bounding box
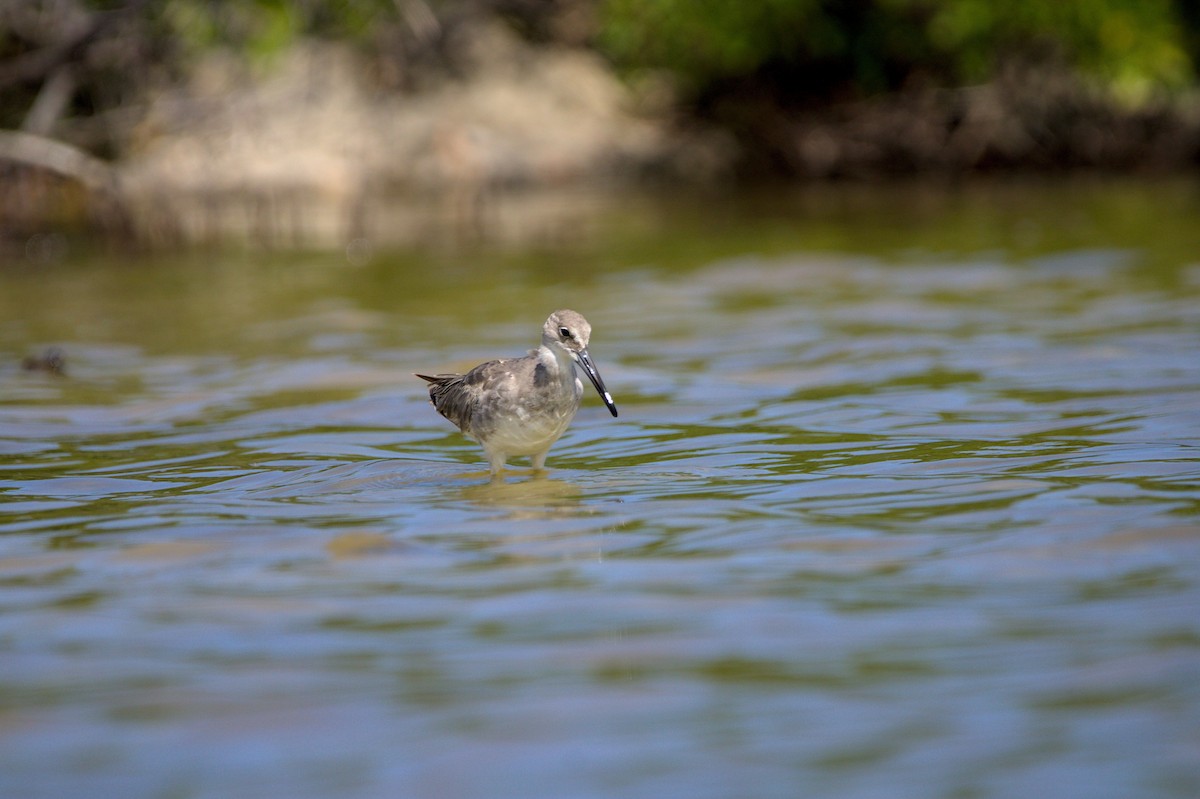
[601,0,1198,99]
[2,0,1199,244]
[5,0,1199,145]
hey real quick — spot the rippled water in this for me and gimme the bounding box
[3,180,1199,798]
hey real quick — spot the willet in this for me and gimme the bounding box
[417,310,618,474]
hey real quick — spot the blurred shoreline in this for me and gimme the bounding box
[3,9,1199,251]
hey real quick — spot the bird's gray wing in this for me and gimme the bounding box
[416,359,514,435]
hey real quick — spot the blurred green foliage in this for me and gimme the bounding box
[160,0,391,63]
[8,1,1192,101]
[4,0,1197,167]
[597,0,1196,99]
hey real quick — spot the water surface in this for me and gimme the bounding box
[2,179,1199,798]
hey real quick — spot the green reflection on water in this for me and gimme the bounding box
[3,177,1198,356]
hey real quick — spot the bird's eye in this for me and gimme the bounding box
[559,327,573,340]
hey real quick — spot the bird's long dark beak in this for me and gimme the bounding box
[576,348,618,417]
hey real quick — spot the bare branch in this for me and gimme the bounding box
[0,128,117,194]
[21,64,76,136]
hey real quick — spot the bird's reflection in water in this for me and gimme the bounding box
[458,473,583,512]
[455,473,607,563]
